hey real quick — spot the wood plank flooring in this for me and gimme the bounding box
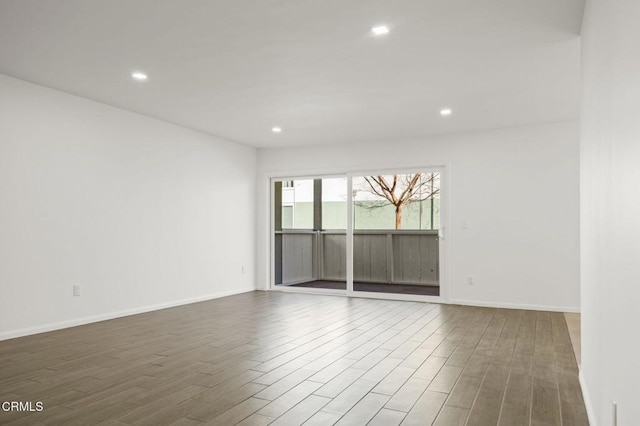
[563,313,581,367]
[0,291,588,425]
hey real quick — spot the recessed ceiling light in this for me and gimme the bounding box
[371,25,389,36]
[440,108,453,116]
[272,127,282,133]
[131,72,148,81]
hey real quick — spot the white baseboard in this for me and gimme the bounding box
[449,298,581,313]
[0,287,256,342]
[579,369,596,426]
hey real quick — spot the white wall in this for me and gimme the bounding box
[257,121,580,312]
[580,1,640,424]
[0,74,257,340]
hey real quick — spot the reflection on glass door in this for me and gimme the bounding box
[273,177,347,291]
[351,172,441,296]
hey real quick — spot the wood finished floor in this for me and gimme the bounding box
[0,291,588,426]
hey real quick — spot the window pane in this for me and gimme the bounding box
[281,179,314,229]
[322,177,347,230]
[353,173,440,230]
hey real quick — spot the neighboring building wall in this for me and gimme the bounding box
[581,1,640,424]
[257,121,580,312]
[284,200,440,230]
[0,74,257,339]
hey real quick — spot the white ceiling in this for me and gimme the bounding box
[0,0,585,148]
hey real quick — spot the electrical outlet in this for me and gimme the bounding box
[73,285,80,297]
[467,275,475,285]
[241,266,246,274]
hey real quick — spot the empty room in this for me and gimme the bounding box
[0,1,638,425]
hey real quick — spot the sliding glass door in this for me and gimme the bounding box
[273,176,348,292]
[272,169,443,300]
[350,171,441,297]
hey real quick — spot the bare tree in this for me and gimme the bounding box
[357,173,439,229]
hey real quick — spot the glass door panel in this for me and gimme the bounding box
[273,177,347,291]
[351,172,441,296]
